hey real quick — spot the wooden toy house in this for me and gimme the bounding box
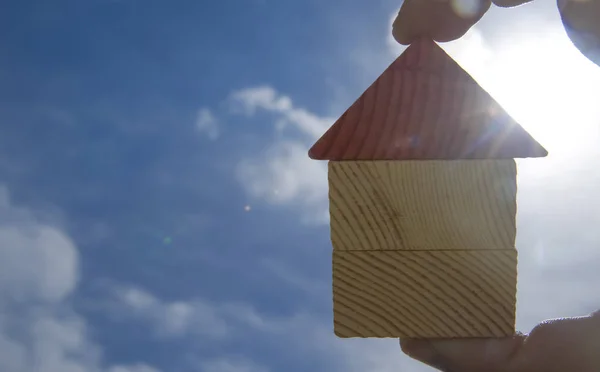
[308,38,547,338]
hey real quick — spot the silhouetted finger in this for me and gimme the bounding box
[492,0,533,7]
[401,336,525,372]
[392,0,491,45]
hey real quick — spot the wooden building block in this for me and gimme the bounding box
[329,160,517,251]
[332,250,517,338]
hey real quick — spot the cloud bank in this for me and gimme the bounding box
[0,185,161,372]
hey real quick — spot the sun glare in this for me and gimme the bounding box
[481,28,600,159]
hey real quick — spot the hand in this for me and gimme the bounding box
[391,0,533,45]
[400,310,600,372]
[392,0,600,66]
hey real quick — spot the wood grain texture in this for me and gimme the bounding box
[308,38,547,160]
[329,160,517,251]
[332,250,517,338]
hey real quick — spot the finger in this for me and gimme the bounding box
[401,312,600,372]
[508,312,600,372]
[392,0,430,45]
[400,335,525,372]
[558,0,600,66]
[491,0,533,7]
[392,0,491,45]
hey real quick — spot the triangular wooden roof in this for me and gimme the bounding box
[309,38,547,160]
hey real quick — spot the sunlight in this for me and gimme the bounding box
[482,27,600,160]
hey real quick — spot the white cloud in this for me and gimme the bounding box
[260,258,328,296]
[0,225,78,303]
[107,364,162,372]
[295,320,433,372]
[0,312,99,372]
[236,140,328,222]
[229,86,333,139]
[199,357,269,372]
[196,108,220,140]
[229,86,332,223]
[0,185,160,372]
[118,286,158,311]
[114,285,434,371]
[116,286,230,339]
[230,86,293,116]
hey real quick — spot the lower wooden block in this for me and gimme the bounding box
[333,250,517,338]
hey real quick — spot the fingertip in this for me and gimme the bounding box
[401,336,526,372]
[391,26,416,46]
[399,338,428,355]
[400,339,444,370]
[391,11,415,45]
[492,0,533,7]
[430,29,469,43]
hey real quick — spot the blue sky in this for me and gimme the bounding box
[2,1,600,372]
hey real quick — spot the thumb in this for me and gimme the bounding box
[401,312,600,371]
[400,335,525,372]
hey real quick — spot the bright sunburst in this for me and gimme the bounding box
[447,25,600,161]
[492,32,600,155]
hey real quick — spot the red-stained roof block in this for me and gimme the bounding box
[308,38,547,160]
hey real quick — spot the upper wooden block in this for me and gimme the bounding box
[328,159,516,251]
[309,38,547,160]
